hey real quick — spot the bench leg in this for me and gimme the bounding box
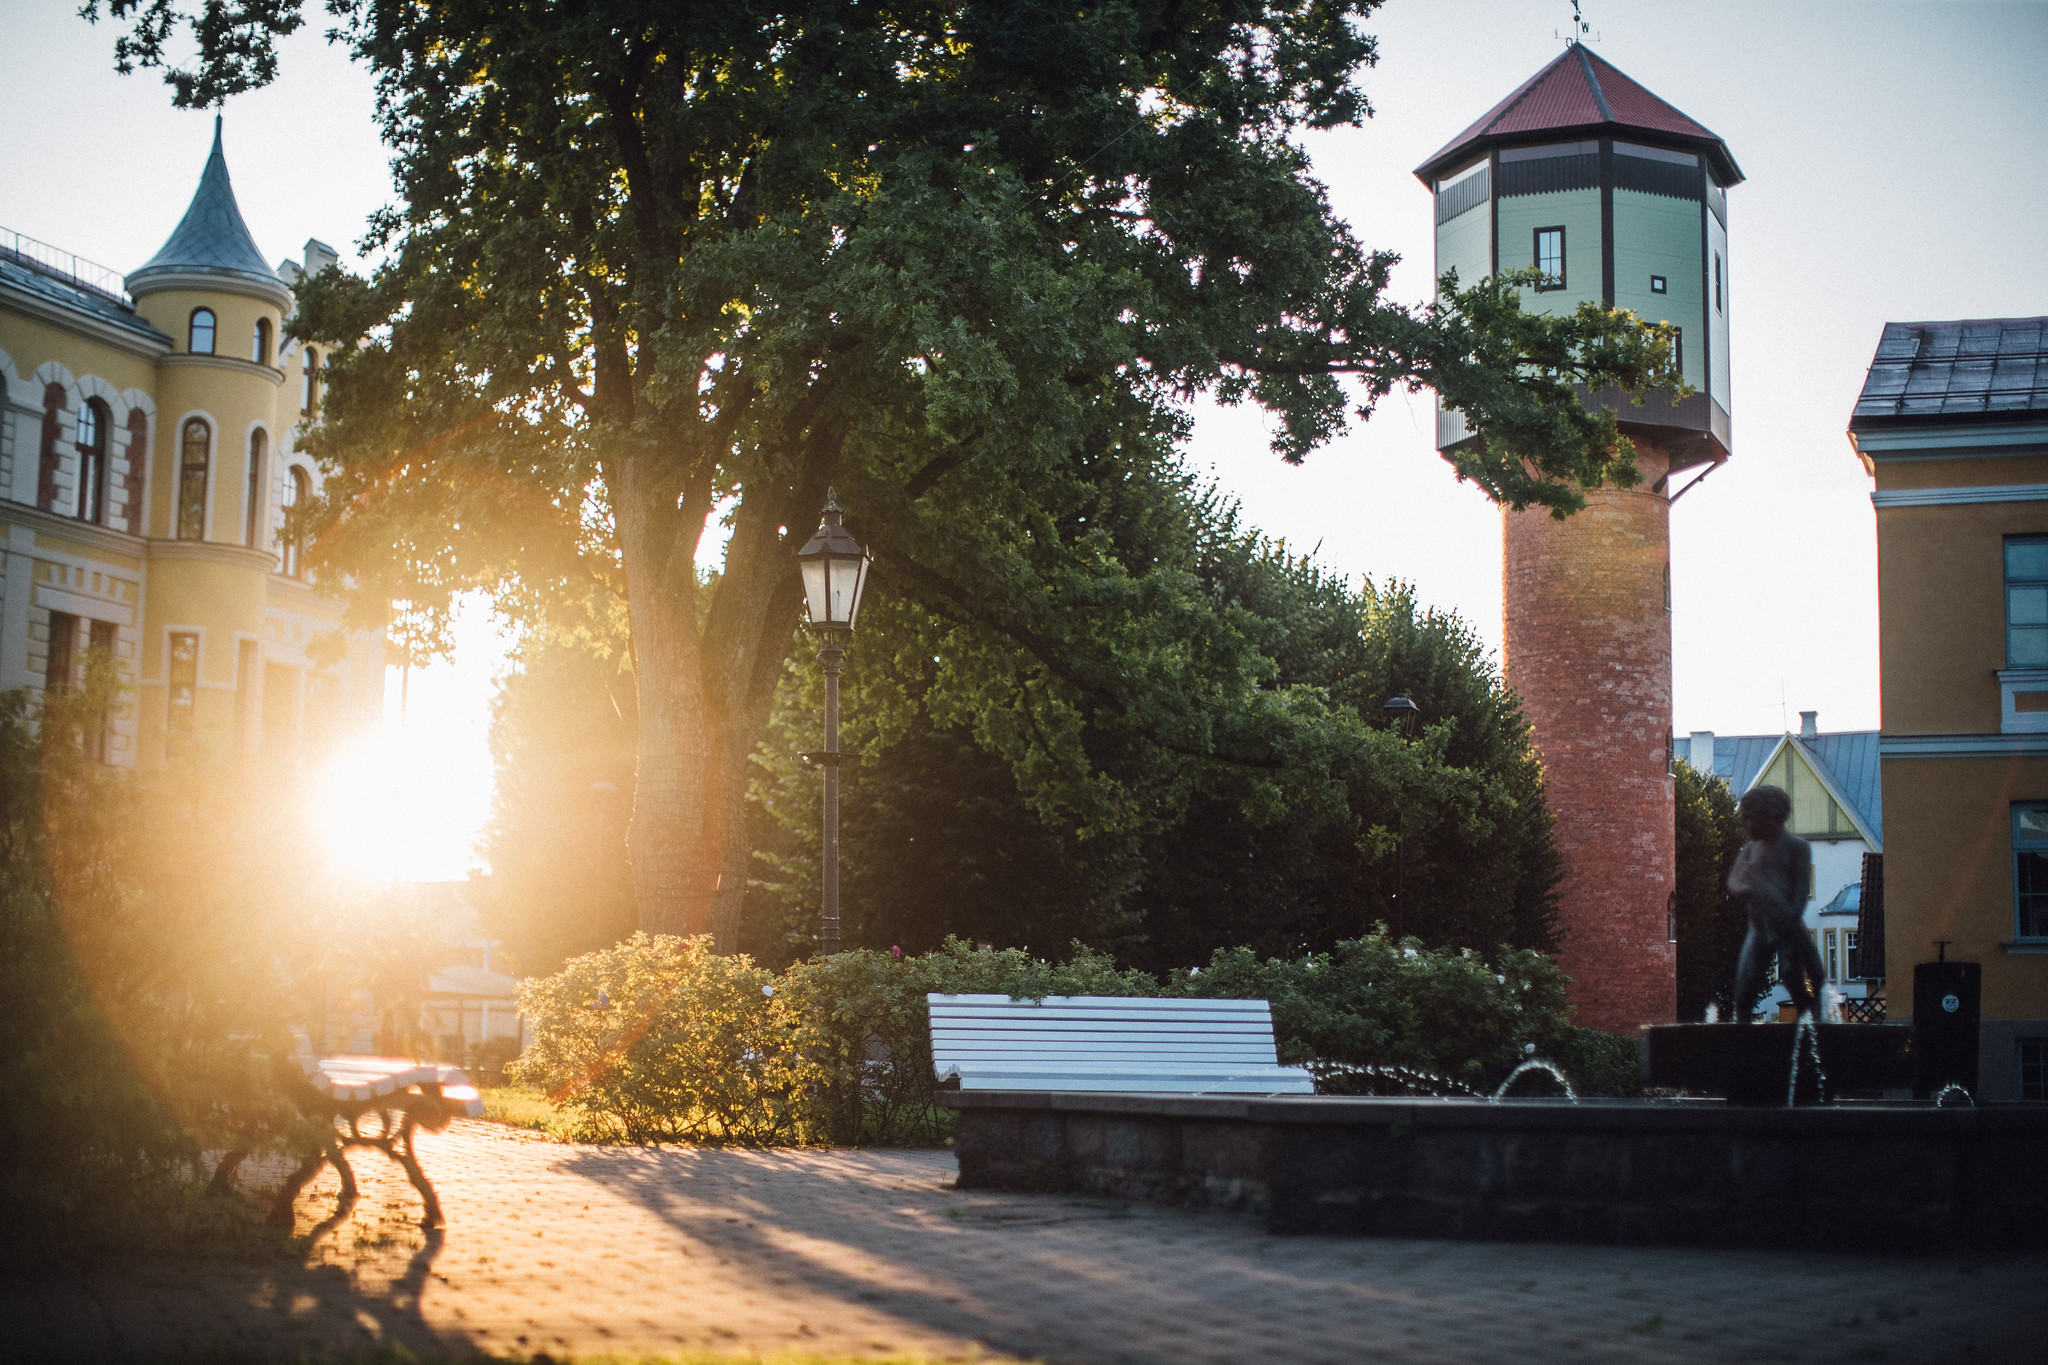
[267,1134,358,1231]
[394,1119,445,1230]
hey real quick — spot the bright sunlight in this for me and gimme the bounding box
[313,597,515,883]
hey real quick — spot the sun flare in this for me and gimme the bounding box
[313,610,511,883]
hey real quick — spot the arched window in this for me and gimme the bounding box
[281,465,311,578]
[122,409,148,535]
[188,308,216,355]
[38,383,66,511]
[301,347,319,413]
[178,418,211,540]
[76,398,108,525]
[252,317,272,366]
[245,428,268,547]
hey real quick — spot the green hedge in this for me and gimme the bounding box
[512,933,1636,1145]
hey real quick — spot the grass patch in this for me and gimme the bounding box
[481,1085,575,1139]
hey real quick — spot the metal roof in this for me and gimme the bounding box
[1849,318,2048,428]
[1415,44,1742,187]
[0,251,171,346]
[127,116,282,295]
[1679,729,1882,848]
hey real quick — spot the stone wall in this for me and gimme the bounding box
[945,1090,2048,1250]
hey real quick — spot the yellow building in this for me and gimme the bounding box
[0,117,381,767]
[1850,316,2048,1101]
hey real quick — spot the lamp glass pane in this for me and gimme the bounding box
[828,556,861,625]
[800,557,830,625]
[847,551,871,629]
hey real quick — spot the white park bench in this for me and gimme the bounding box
[260,1039,485,1230]
[928,993,1317,1094]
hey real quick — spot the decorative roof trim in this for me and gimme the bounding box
[1871,484,2048,509]
[1880,733,2048,759]
[126,267,293,312]
[1573,44,1616,122]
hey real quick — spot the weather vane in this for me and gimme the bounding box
[1556,0,1598,45]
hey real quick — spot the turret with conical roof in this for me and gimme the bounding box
[128,116,293,312]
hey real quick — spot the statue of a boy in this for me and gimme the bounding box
[1728,784,1827,1019]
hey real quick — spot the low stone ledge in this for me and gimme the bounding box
[939,1091,2048,1249]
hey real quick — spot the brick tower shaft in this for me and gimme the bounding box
[1504,444,1677,1033]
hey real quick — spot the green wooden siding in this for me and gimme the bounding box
[1495,189,1601,316]
[1707,211,1731,410]
[1612,188,1704,392]
[1435,197,1492,296]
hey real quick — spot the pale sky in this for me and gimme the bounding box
[5,1,2046,878]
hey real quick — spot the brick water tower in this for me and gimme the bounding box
[1415,45,1742,1032]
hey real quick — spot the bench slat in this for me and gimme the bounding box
[926,993,1312,1094]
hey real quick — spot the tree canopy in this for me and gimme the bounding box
[92,0,1682,944]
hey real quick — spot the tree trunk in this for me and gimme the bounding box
[614,445,820,952]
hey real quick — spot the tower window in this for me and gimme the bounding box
[1650,275,1667,294]
[45,611,78,697]
[302,348,319,413]
[76,398,108,525]
[282,465,312,579]
[2006,536,2048,666]
[189,308,216,355]
[252,317,272,366]
[1714,253,1723,313]
[178,418,210,540]
[1534,227,1565,291]
[167,631,199,742]
[122,409,149,536]
[245,428,268,547]
[1670,326,1683,376]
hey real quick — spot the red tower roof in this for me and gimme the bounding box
[1415,45,1742,188]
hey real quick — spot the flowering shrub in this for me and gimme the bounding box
[512,933,808,1143]
[512,931,1631,1145]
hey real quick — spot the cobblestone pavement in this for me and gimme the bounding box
[5,1119,2045,1363]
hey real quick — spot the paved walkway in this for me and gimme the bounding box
[5,1120,2045,1363]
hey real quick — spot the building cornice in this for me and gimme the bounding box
[128,267,294,313]
[159,352,285,385]
[0,498,148,563]
[146,537,279,572]
[1880,733,2048,759]
[1872,484,2048,509]
[0,278,172,361]
[1849,421,2048,455]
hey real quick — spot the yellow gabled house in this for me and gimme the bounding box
[0,117,381,767]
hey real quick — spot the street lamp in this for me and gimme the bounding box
[796,489,872,956]
[1380,695,1421,940]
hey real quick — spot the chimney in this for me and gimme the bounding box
[1800,711,1818,740]
[303,238,339,276]
[1689,730,1715,772]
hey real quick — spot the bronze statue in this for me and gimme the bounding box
[1728,785,1827,1019]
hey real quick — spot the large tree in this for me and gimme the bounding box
[95,0,1680,946]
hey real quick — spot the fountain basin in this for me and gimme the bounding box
[1640,1021,1913,1104]
[938,1089,2048,1249]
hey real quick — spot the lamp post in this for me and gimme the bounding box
[795,489,872,956]
[1381,695,1421,940]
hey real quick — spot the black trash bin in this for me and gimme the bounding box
[1912,959,1980,1098]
